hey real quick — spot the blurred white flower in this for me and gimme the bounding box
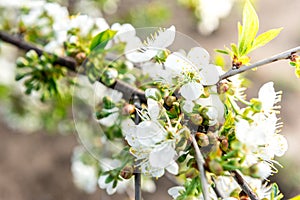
[71,161,98,193]
[198,0,235,35]
[71,147,98,193]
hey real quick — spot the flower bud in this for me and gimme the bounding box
[218,82,229,93]
[16,57,29,68]
[165,96,177,107]
[239,191,250,200]
[95,110,111,119]
[103,96,115,109]
[190,114,203,126]
[185,168,198,179]
[122,104,135,115]
[207,131,217,145]
[75,52,86,64]
[101,68,118,86]
[220,138,229,151]
[120,165,134,179]
[209,160,223,175]
[196,132,209,147]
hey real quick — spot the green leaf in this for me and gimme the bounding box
[89,29,117,52]
[238,22,243,37]
[215,49,229,55]
[238,0,259,55]
[231,43,238,56]
[105,174,114,184]
[251,28,283,51]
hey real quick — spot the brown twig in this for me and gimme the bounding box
[0,30,146,102]
[219,46,300,81]
[191,135,209,200]
[231,170,259,200]
[0,30,295,199]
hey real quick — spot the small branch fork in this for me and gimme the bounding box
[1,30,299,200]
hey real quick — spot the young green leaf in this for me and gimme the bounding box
[215,49,229,55]
[238,0,259,55]
[89,29,117,52]
[231,43,238,56]
[251,28,283,51]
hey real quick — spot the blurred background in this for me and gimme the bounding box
[0,0,300,199]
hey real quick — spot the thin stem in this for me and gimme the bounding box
[191,135,209,200]
[231,170,259,200]
[134,173,142,200]
[220,46,300,81]
[133,95,142,200]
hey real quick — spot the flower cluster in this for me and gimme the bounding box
[1,0,293,199]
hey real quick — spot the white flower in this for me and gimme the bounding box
[111,23,136,43]
[98,174,130,195]
[122,98,179,178]
[125,26,176,63]
[198,0,235,35]
[215,175,272,199]
[160,47,220,85]
[255,162,272,179]
[258,82,281,113]
[71,147,98,193]
[136,121,166,146]
[71,161,98,193]
[235,113,277,146]
[149,142,177,169]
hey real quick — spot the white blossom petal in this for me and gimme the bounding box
[147,25,176,48]
[187,47,210,69]
[147,98,160,120]
[180,82,204,101]
[199,64,220,85]
[182,100,195,113]
[166,162,179,175]
[149,143,176,168]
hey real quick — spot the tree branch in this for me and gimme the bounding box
[0,30,146,102]
[231,170,259,200]
[219,46,300,81]
[191,135,209,200]
[0,30,292,200]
